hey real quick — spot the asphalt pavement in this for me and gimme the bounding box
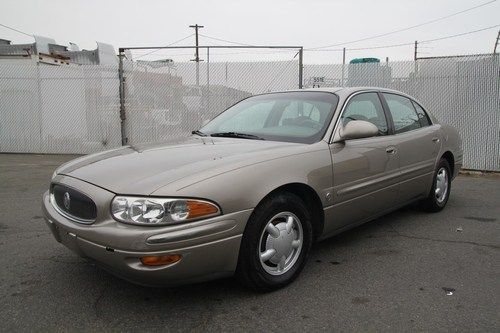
[0,153,498,332]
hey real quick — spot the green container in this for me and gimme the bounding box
[349,57,380,64]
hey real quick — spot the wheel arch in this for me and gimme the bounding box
[256,182,325,241]
[441,151,455,177]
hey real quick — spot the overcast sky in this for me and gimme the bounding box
[1,0,499,63]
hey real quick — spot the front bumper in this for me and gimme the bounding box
[42,175,252,286]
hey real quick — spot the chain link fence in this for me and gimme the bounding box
[120,46,301,144]
[0,62,121,154]
[0,50,498,171]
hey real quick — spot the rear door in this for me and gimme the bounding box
[380,93,441,204]
[326,91,399,234]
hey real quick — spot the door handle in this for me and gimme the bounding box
[432,137,440,143]
[386,146,396,154]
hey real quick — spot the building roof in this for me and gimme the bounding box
[0,36,117,65]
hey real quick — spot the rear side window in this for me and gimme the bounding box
[341,92,388,135]
[383,93,421,134]
[412,101,431,127]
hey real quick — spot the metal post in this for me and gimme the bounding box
[341,47,346,86]
[413,41,418,78]
[35,62,43,152]
[494,30,500,54]
[225,62,228,85]
[118,48,127,145]
[298,47,303,89]
[206,47,210,115]
[195,60,199,86]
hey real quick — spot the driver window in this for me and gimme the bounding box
[342,92,388,135]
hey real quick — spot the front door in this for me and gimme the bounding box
[326,92,400,235]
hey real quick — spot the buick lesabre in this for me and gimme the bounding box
[42,87,462,291]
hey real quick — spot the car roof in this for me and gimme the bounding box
[285,86,415,99]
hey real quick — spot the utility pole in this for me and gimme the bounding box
[494,30,500,54]
[189,24,204,85]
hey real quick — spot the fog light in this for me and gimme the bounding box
[140,254,182,266]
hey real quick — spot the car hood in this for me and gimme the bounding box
[57,136,307,195]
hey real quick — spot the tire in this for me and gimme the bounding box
[421,158,452,212]
[236,192,313,292]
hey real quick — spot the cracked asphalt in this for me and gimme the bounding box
[0,154,499,332]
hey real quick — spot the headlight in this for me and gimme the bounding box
[51,170,58,180]
[111,196,220,225]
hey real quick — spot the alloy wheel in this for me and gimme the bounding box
[435,167,449,203]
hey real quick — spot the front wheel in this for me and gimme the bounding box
[421,158,451,212]
[236,192,312,292]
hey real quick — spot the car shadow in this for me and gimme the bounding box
[36,202,442,328]
[91,202,425,295]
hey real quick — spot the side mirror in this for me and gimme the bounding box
[335,120,379,142]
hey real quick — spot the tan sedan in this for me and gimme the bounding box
[42,87,462,291]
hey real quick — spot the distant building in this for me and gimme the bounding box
[0,35,117,66]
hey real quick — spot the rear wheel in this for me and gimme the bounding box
[421,158,451,212]
[236,192,312,292]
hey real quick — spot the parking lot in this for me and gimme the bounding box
[0,153,498,332]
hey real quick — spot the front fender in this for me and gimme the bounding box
[152,142,333,215]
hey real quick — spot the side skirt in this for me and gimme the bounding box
[317,195,427,242]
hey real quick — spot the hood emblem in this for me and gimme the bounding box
[63,192,71,210]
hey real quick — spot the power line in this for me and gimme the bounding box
[347,42,414,51]
[308,0,497,50]
[0,22,32,37]
[306,24,500,52]
[180,0,497,52]
[420,24,500,43]
[199,34,297,54]
[134,34,194,59]
[199,33,253,46]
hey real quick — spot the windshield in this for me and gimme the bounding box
[199,92,339,144]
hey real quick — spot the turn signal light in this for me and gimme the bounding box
[140,254,182,266]
[186,200,219,219]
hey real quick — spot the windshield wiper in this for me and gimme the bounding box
[210,132,265,140]
[191,130,207,137]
